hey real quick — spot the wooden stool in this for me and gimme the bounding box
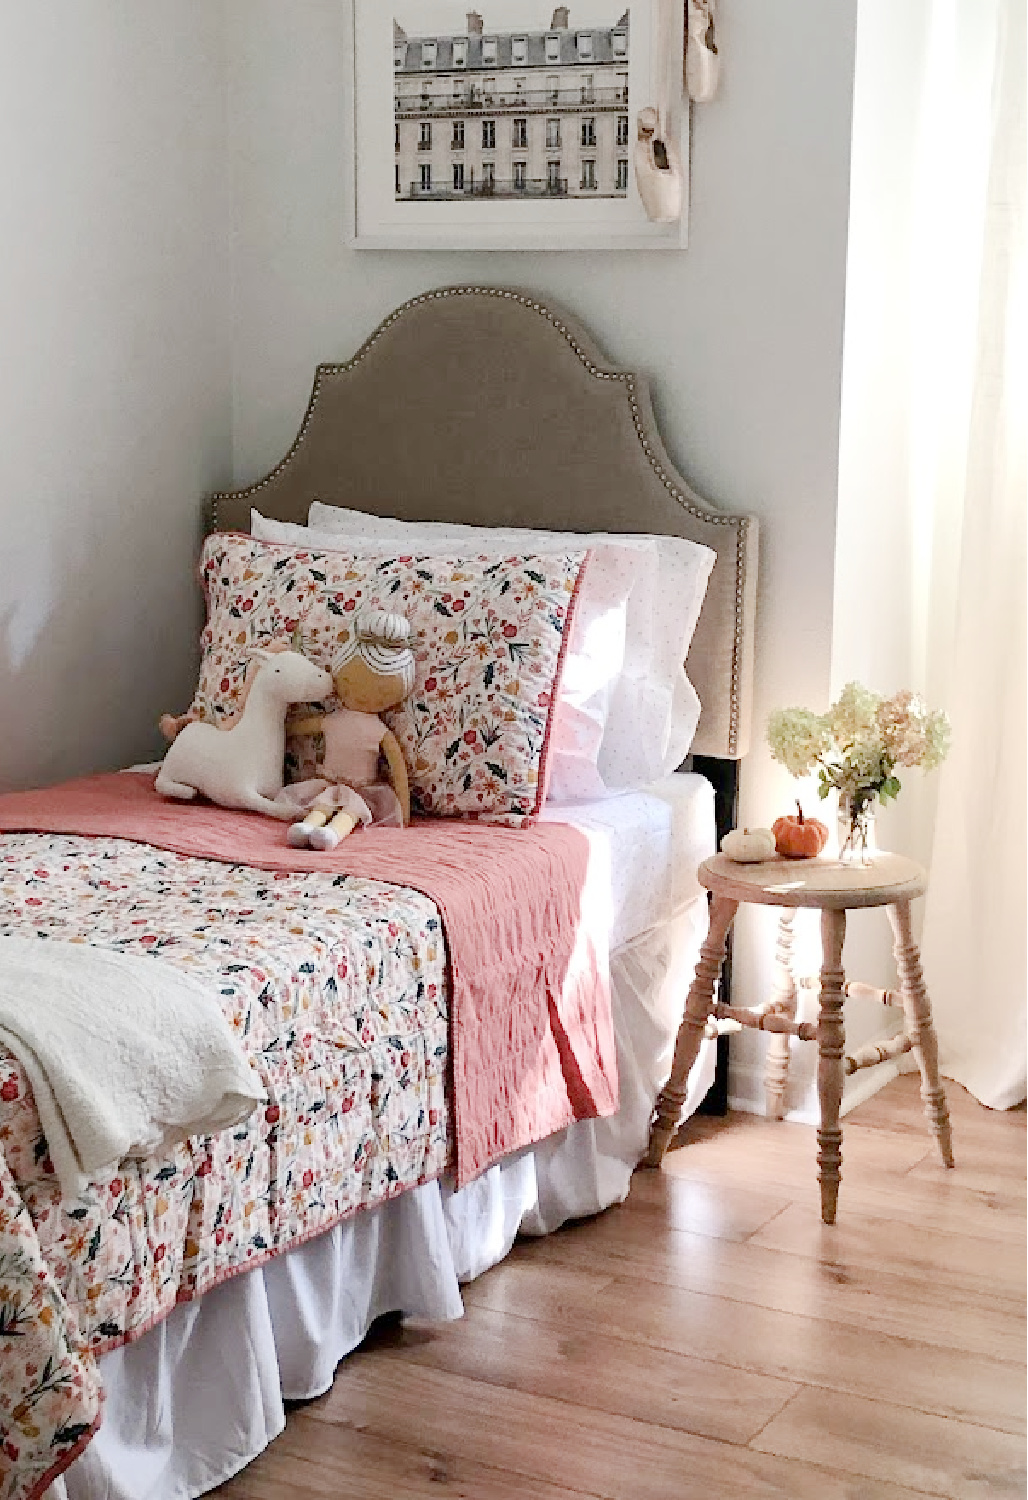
[646,852,955,1223]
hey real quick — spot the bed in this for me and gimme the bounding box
[0,286,757,1500]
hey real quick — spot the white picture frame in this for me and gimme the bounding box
[351,0,688,250]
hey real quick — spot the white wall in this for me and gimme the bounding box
[225,0,859,1115]
[0,3,233,791]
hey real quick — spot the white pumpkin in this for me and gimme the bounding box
[720,826,777,863]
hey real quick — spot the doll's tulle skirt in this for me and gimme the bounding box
[274,779,404,829]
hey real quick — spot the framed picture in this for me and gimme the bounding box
[351,0,688,250]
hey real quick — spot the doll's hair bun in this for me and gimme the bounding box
[357,610,412,648]
[334,609,416,696]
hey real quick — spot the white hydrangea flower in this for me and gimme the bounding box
[766,681,950,810]
[922,709,951,770]
[828,681,881,744]
[766,708,830,776]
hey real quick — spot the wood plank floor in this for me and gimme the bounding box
[215,1076,1026,1499]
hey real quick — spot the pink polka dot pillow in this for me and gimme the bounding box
[192,534,590,824]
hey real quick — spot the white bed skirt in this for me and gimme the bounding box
[48,896,713,1500]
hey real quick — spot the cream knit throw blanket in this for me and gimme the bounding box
[0,936,265,1199]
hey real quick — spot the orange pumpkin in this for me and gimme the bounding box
[773,801,829,859]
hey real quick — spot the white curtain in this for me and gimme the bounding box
[836,0,1025,1108]
[917,0,1026,1108]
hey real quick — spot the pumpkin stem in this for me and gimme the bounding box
[795,799,804,823]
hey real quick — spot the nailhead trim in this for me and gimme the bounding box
[211,285,751,756]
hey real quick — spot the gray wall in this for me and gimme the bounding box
[0,3,233,790]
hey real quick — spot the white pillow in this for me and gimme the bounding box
[306,501,716,789]
[251,510,645,802]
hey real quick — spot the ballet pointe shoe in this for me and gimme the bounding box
[634,107,684,223]
[686,0,719,103]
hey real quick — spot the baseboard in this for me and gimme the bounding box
[727,1057,902,1125]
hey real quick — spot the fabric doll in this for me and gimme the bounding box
[282,610,415,850]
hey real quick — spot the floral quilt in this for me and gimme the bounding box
[0,833,450,1500]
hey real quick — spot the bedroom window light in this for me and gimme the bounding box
[419,120,432,150]
[581,117,596,147]
[421,40,437,68]
[513,160,527,189]
[617,113,629,146]
[547,72,560,102]
[482,36,497,64]
[483,74,495,101]
[452,119,465,148]
[581,72,595,103]
[616,70,628,102]
[453,162,465,191]
[482,118,496,149]
[394,42,405,68]
[512,35,528,64]
[547,158,562,190]
[616,158,628,190]
[452,36,467,66]
[420,162,432,192]
[576,31,594,60]
[545,33,560,63]
[581,158,596,190]
[395,163,401,194]
[482,161,496,191]
[546,117,560,148]
[512,117,528,149]
[395,122,400,152]
[612,27,627,57]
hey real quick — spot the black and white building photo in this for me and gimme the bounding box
[394,6,631,202]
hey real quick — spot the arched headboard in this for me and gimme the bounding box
[210,286,758,759]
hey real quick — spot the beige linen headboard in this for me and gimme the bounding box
[209,286,758,760]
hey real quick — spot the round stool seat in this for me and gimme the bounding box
[699,852,927,910]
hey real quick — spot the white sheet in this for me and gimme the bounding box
[542,771,715,949]
[48,773,717,1500]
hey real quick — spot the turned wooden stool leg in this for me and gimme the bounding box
[647,894,738,1167]
[764,910,798,1120]
[887,900,955,1168]
[816,908,847,1224]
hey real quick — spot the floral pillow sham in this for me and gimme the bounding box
[306,502,718,789]
[191,533,590,823]
[251,509,648,805]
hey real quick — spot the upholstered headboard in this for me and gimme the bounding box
[209,286,758,759]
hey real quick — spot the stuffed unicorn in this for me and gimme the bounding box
[156,648,332,818]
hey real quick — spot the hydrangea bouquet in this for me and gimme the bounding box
[767,682,950,863]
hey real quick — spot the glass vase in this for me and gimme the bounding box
[837,795,877,867]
